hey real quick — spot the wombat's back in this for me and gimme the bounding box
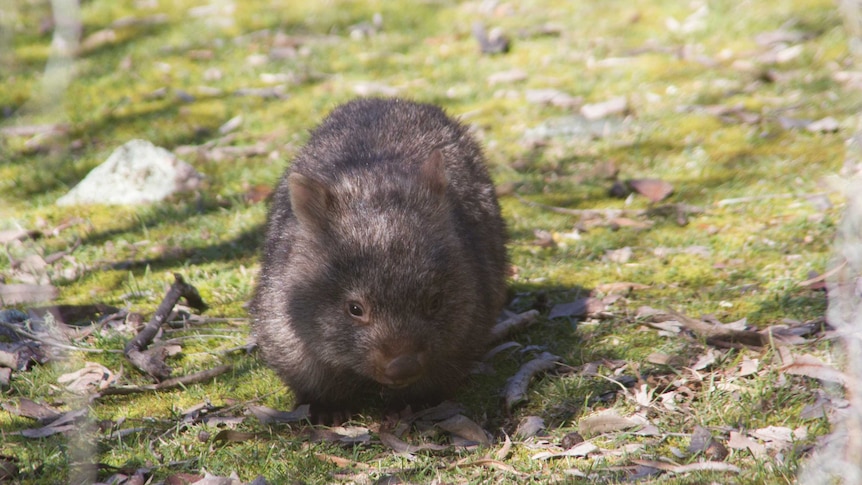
[252,98,507,413]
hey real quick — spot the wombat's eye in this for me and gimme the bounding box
[346,301,368,323]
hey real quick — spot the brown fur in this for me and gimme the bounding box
[250,98,508,414]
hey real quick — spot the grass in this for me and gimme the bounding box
[0,0,855,483]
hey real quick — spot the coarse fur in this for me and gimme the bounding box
[250,98,508,415]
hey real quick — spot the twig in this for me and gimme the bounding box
[515,193,632,217]
[123,273,208,380]
[96,364,232,398]
[504,352,560,411]
[0,320,122,354]
[716,192,827,207]
[490,310,540,341]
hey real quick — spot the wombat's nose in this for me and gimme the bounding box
[384,354,424,387]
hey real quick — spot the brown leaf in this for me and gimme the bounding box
[629,178,674,202]
[379,430,448,453]
[727,431,766,457]
[780,354,847,385]
[630,459,741,474]
[1,398,62,422]
[531,441,597,460]
[581,96,628,119]
[212,429,256,445]
[578,409,646,437]
[247,404,310,424]
[504,352,559,410]
[165,473,205,485]
[58,362,118,393]
[596,282,650,294]
[549,298,604,319]
[18,408,88,438]
[0,283,58,305]
[436,414,490,445]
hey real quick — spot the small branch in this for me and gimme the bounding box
[96,364,232,398]
[716,192,827,207]
[490,310,540,341]
[123,274,208,381]
[504,352,560,411]
[515,193,632,217]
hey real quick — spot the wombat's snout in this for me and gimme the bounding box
[374,348,427,388]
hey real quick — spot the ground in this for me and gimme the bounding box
[0,0,857,483]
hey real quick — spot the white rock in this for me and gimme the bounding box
[56,139,203,206]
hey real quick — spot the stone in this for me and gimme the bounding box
[56,139,203,205]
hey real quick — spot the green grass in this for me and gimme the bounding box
[0,0,854,483]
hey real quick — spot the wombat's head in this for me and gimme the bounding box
[285,151,480,392]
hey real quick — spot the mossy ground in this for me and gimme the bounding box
[0,0,855,483]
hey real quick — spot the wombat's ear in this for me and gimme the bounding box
[419,149,448,196]
[288,172,332,230]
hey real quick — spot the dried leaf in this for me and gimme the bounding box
[18,408,88,438]
[212,429,256,445]
[631,459,741,474]
[596,282,650,294]
[58,362,118,393]
[379,430,448,453]
[692,349,718,370]
[514,416,545,439]
[436,414,490,445]
[605,246,633,263]
[807,117,840,133]
[548,298,604,319]
[490,309,539,340]
[780,353,848,385]
[504,352,559,410]
[578,409,646,437]
[581,96,628,120]
[0,283,58,305]
[728,431,766,457]
[629,179,674,203]
[738,356,759,377]
[314,452,371,469]
[531,441,597,460]
[494,433,513,461]
[248,404,310,424]
[1,398,62,422]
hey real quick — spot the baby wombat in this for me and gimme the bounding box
[251,98,508,416]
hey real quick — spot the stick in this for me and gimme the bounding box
[96,364,232,398]
[123,274,207,380]
[716,192,827,207]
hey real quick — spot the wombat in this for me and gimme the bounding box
[250,98,508,417]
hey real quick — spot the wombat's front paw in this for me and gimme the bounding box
[306,402,355,426]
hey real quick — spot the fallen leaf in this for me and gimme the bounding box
[548,298,604,319]
[487,69,527,85]
[504,352,559,410]
[531,441,597,460]
[728,430,766,457]
[631,459,741,474]
[379,430,448,453]
[578,409,646,437]
[436,414,490,445]
[0,283,58,305]
[58,362,118,393]
[514,416,545,439]
[18,408,88,438]
[581,96,628,119]
[247,404,310,424]
[212,429,256,445]
[1,398,62,422]
[597,282,649,295]
[688,425,728,461]
[780,353,847,385]
[605,246,633,263]
[738,356,759,377]
[806,117,840,133]
[490,309,539,340]
[629,179,674,203]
